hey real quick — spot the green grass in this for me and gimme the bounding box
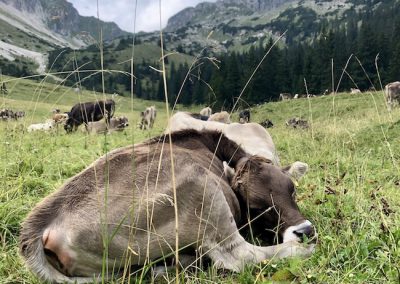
[0,76,399,283]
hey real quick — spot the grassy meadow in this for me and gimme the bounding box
[0,75,399,283]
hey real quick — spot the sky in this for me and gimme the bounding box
[67,0,216,33]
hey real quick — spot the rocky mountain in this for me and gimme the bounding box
[135,0,366,55]
[0,0,129,74]
[165,0,291,32]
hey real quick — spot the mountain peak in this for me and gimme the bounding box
[165,0,293,32]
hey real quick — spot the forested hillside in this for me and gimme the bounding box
[43,0,400,109]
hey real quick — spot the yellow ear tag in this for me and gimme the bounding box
[293,179,299,187]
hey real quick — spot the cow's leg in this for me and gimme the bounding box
[205,233,314,271]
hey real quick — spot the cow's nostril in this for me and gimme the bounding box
[44,248,64,270]
[293,225,315,240]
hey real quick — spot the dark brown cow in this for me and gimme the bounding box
[239,109,250,124]
[64,99,115,132]
[286,117,309,129]
[20,130,314,283]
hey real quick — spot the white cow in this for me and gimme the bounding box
[27,120,55,132]
[350,88,361,94]
[200,107,212,117]
[139,106,157,130]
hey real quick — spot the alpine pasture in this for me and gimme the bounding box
[0,75,399,283]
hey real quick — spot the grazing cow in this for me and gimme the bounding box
[0,108,14,120]
[52,110,68,125]
[20,130,315,283]
[200,106,212,117]
[64,100,115,132]
[86,116,129,134]
[350,88,361,94]
[208,111,231,123]
[260,119,274,128]
[279,93,292,101]
[27,120,55,132]
[286,118,309,129]
[384,81,400,111]
[139,106,157,130]
[14,111,26,119]
[239,109,250,124]
[0,82,8,94]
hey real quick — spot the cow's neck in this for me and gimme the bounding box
[193,130,249,168]
[153,130,249,167]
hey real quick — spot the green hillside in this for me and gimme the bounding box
[0,76,399,283]
[47,41,195,98]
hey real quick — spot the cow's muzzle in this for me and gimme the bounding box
[282,220,316,243]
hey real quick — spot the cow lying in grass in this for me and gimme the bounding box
[85,116,129,134]
[20,129,315,283]
[27,119,55,132]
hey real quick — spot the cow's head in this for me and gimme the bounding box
[224,156,315,244]
[64,119,74,133]
[115,116,129,129]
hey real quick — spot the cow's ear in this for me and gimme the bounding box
[140,111,144,116]
[283,161,308,180]
[223,161,235,184]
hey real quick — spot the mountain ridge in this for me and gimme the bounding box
[0,0,129,74]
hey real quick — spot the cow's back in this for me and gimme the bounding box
[166,113,280,165]
[224,123,279,165]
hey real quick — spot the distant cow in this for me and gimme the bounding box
[350,88,361,94]
[286,118,309,129]
[0,108,14,120]
[260,119,274,128]
[14,111,26,119]
[51,109,68,125]
[384,81,400,111]
[139,106,156,130]
[27,120,55,132]
[208,111,231,123]
[239,109,250,124]
[86,116,129,134]
[200,107,212,117]
[64,100,115,132]
[0,82,7,94]
[279,93,292,101]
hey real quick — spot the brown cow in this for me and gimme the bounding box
[385,81,400,111]
[86,116,129,134]
[20,130,315,283]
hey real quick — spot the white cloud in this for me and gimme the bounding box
[67,0,216,32]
